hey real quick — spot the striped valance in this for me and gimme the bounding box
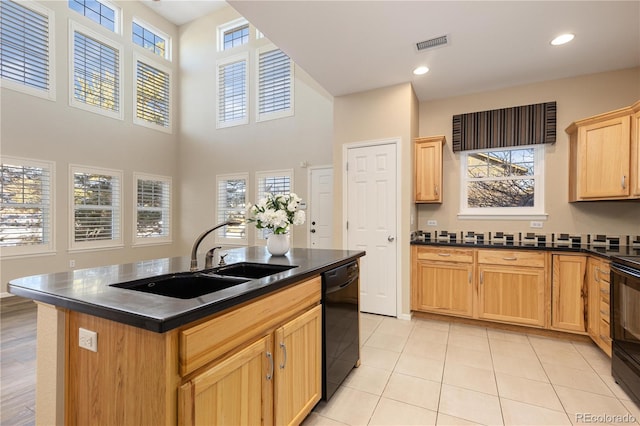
[452,102,556,152]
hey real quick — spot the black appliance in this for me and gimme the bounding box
[611,255,640,405]
[321,261,360,401]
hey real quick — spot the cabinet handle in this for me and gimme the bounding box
[502,257,517,261]
[622,175,627,189]
[480,272,484,285]
[437,253,451,257]
[468,272,472,284]
[435,185,439,196]
[594,267,600,282]
[279,342,287,369]
[266,351,274,380]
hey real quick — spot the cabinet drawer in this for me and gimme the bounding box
[477,250,545,268]
[179,276,321,377]
[600,318,611,342]
[600,299,610,322]
[416,247,473,263]
[598,263,611,283]
[600,281,610,302]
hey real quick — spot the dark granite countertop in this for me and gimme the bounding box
[410,239,640,258]
[8,247,365,333]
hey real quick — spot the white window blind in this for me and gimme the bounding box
[0,157,53,255]
[256,170,292,239]
[216,174,247,243]
[0,0,53,97]
[71,24,121,117]
[257,47,293,121]
[135,174,171,243]
[217,54,248,128]
[72,167,121,247]
[68,0,118,33]
[135,57,170,129]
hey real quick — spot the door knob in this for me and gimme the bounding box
[311,229,316,233]
[388,235,395,242]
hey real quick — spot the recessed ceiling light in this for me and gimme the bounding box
[413,66,429,75]
[550,33,575,46]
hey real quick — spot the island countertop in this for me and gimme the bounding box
[8,247,365,332]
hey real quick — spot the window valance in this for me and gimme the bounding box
[452,101,556,152]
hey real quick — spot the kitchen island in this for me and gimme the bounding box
[8,247,365,426]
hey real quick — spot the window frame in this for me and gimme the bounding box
[216,52,249,129]
[132,17,171,61]
[0,0,56,100]
[458,144,547,220]
[215,173,249,246]
[69,164,123,251]
[255,169,294,241]
[133,172,172,246]
[217,17,249,52]
[68,20,124,120]
[255,44,294,122]
[133,52,172,133]
[67,0,121,34]
[0,156,55,258]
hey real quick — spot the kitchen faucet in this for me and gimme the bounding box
[190,221,240,272]
[204,246,222,269]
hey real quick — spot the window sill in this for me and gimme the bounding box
[457,213,548,221]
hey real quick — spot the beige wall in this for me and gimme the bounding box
[177,6,334,253]
[1,1,182,293]
[417,68,640,237]
[333,83,419,317]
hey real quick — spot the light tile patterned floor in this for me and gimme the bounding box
[305,313,640,426]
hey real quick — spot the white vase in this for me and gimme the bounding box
[267,233,290,256]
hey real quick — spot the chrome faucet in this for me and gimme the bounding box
[190,221,240,272]
[205,246,222,269]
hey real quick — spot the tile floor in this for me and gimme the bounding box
[305,313,640,426]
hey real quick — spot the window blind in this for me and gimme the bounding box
[0,0,50,91]
[452,102,556,152]
[73,172,120,242]
[137,178,170,238]
[218,59,247,123]
[216,177,247,240]
[0,161,51,247]
[73,30,120,112]
[258,49,291,115]
[136,60,170,128]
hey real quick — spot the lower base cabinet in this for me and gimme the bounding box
[587,258,612,356]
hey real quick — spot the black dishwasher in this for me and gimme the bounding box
[322,261,360,400]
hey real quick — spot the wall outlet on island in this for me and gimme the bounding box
[79,327,97,352]
[427,220,438,226]
[530,221,544,229]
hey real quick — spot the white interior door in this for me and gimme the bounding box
[346,143,397,317]
[308,167,334,249]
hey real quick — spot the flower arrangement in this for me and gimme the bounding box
[247,193,306,235]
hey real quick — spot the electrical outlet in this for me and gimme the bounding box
[530,221,544,229]
[427,220,438,226]
[69,259,76,268]
[79,328,97,352]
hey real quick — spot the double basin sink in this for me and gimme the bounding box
[110,262,297,299]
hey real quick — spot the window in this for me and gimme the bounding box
[134,54,171,131]
[0,157,54,257]
[459,145,546,219]
[255,170,292,239]
[70,165,122,250]
[70,21,123,119]
[68,0,119,33]
[216,53,248,128]
[256,46,294,122]
[217,18,249,51]
[0,0,55,100]
[134,173,171,245]
[132,19,170,60]
[216,174,248,244]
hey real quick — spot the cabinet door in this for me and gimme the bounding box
[415,137,444,203]
[551,255,587,333]
[633,109,640,196]
[178,335,274,426]
[478,265,545,327]
[413,261,473,317]
[274,305,322,426]
[586,258,601,341]
[577,115,631,198]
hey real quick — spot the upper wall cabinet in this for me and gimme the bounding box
[566,101,640,201]
[415,135,445,203]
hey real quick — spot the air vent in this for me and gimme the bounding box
[416,35,449,51]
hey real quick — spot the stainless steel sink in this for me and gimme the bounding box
[110,273,249,299]
[213,262,297,279]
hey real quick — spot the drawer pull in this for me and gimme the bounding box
[600,310,610,317]
[279,342,287,369]
[435,185,439,196]
[266,351,274,380]
[468,272,472,284]
[622,175,627,189]
[594,267,600,282]
[437,253,451,257]
[502,257,518,261]
[480,272,484,285]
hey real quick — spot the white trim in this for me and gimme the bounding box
[217,17,249,52]
[255,44,294,123]
[215,52,249,129]
[215,172,249,246]
[132,52,172,133]
[0,0,56,101]
[131,17,172,61]
[342,137,403,319]
[132,172,172,246]
[68,20,124,121]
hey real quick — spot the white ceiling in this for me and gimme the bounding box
[144,1,640,101]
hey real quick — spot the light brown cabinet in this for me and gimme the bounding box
[414,136,445,203]
[587,258,612,356]
[411,246,474,317]
[566,101,640,201]
[551,254,587,333]
[633,107,640,196]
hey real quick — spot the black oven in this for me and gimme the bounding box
[611,255,640,405]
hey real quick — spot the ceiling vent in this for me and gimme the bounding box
[416,35,449,51]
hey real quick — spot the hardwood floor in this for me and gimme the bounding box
[1,296,37,426]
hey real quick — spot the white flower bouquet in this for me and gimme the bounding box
[247,193,306,235]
